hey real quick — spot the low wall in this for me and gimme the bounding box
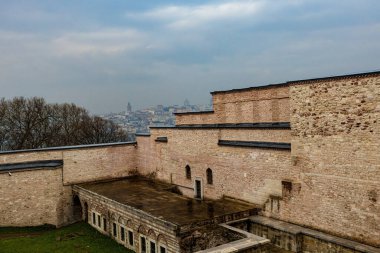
[0,142,138,227]
[0,167,73,227]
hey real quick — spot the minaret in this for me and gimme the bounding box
[127,102,132,113]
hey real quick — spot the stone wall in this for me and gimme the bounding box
[0,143,137,227]
[263,75,380,247]
[138,128,292,203]
[62,145,137,185]
[75,186,180,253]
[176,85,290,125]
[0,167,73,227]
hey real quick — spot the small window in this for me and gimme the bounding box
[92,213,96,225]
[185,165,191,179]
[128,230,134,246]
[141,236,147,253]
[206,168,213,185]
[159,246,166,253]
[113,223,117,237]
[120,227,125,241]
[97,215,101,228]
[103,218,107,231]
[150,241,156,253]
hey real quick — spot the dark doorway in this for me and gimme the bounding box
[73,195,82,221]
[195,180,202,199]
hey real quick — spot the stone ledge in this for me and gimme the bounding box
[174,110,214,115]
[218,140,291,150]
[0,160,63,173]
[249,216,380,253]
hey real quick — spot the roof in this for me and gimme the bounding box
[0,141,137,155]
[211,70,380,95]
[0,160,63,173]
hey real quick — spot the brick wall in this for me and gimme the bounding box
[62,145,137,185]
[138,128,292,203]
[76,187,180,252]
[265,76,380,247]
[0,143,137,227]
[176,85,290,125]
[0,168,73,227]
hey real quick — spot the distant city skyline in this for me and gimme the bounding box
[0,0,379,114]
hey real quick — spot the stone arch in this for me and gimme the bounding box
[110,213,118,222]
[118,216,126,225]
[126,219,133,228]
[147,229,157,240]
[72,195,82,221]
[157,234,168,245]
[137,224,147,235]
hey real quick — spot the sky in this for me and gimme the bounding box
[0,0,379,114]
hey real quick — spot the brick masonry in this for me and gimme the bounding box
[0,144,137,227]
[176,85,290,125]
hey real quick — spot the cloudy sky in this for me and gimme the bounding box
[0,0,379,114]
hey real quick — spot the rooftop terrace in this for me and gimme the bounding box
[77,177,259,227]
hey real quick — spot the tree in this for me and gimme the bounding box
[0,97,129,151]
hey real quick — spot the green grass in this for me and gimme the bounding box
[0,222,134,253]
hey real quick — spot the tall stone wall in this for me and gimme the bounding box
[138,128,292,203]
[176,85,290,125]
[264,75,380,247]
[0,168,73,227]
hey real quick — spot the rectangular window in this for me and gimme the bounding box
[128,230,134,246]
[120,227,125,241]
[92,213,96,225]
[97,215,101,228]
[113,223,117,237]
[140,236,146,253]
[103,218,107,231]
[159,246,166,253]
[150,241,156,253]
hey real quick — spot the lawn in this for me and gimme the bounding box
[0,222,133,253]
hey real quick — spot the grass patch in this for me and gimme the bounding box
[0,222,133,253]
[0,224,55,234]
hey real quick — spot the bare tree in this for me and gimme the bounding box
[0,97,129,151]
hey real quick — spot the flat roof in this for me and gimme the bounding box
[78,177,258,226]
[211,70,380,95]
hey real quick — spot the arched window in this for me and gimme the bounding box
[206,168,213,185]
[185,165,191,179]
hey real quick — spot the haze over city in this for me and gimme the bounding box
[0,0,379,114]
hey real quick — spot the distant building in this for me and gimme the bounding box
[126,102,132,114]
[184,98,190,107]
